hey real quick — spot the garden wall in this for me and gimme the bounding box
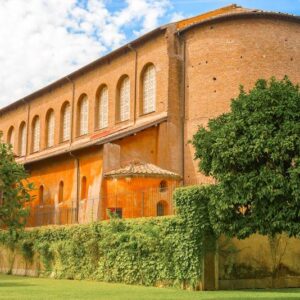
[1,186,299,290]
[218,234,300,289]
[0,186,214,290]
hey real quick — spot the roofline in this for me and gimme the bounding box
[0,25,168,115]
[104,173,181,179]
[177,11,300,34]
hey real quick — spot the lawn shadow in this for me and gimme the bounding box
[234,288,300,293]
[0,282,35,287]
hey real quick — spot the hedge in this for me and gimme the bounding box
[0,185,214,289]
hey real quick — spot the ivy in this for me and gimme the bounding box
[0,186,214,289]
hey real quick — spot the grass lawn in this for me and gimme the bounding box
[0,274,300,300]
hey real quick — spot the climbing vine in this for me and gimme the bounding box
[0,186,215,289]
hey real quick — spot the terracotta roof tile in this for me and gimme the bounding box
[104,161,181,179]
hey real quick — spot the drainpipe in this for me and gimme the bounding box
[66,76,76,143]
[127,43,138,125]
[66,76,80,222]
[22,98,30,156]
[69,151,80,223]
[177,32,186,186]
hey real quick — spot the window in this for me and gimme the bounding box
[19,122,27,156]
[61,102,71,142]
[142,64,156,114]
[159,180,167,192]
[118,76,130,122]
[39,185,44,206]
[58,181,64,203]
[97,86,108,129]
[32,116,40,152]
[7,126,15,150]
[81,176,87,200]
[78,96,88,136]
[46,110,55,148]
[157,201,167,217]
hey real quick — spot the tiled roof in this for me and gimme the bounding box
[176,4,252,30]
[104,161,181,179]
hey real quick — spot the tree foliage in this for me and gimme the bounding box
[0,134,32,234]
[192,77,300,238]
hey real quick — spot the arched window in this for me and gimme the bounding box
[61,102,71,142]
[157,201,167,217]
[32,116,40,153]
[58,181,64,203]
[78,96,89,136]
[117,76,130,122]
[159,180,167,192]
[142,64,156,114]
[19,122,27,156]
[81,176,87,200]
[46,109,55,148]
[7,126,15,150]
[39,185,44,206]
[97,86,108,129]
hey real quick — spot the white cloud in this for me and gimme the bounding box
[170,11,187,22]
[0,0,173,108]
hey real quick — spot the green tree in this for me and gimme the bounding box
[192,77,300,239]
[0,134,33,235]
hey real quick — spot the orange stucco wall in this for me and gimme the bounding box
[26,146,103,226]
[102,177,179,219]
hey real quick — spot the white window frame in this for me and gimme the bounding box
[98,87,108,129]
[7,127,15,150]
[119,77,130,122]
[79,96,89,136]
[62,103,71,142]
[20,123,27,156]
[47,111,55,148]
[142,64,156,114]
[32,117,40,152]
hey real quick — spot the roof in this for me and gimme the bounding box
[104,161,181,179]
[0,25,167,115]
[1,4,299,114]
[176,4,251,30]
[177,4,300,34]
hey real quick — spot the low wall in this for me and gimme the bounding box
[218,233,300,289]
[219,277,300,290]
[0,215,208,290]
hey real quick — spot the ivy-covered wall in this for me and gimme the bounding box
[0,186,214,289]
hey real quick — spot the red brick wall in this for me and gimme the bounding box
[183,17,300,184]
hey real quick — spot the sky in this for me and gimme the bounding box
[0,0,299,108]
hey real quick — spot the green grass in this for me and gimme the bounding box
[0,274,300,300]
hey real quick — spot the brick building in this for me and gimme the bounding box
[0,5,299,226]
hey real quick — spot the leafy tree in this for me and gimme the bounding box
[192,77,300,239]
[0,133,33,235]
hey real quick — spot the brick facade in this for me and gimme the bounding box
[0,5,299,224]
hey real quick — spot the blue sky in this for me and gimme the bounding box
[0,0,299,107]
[170,0,300,17]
